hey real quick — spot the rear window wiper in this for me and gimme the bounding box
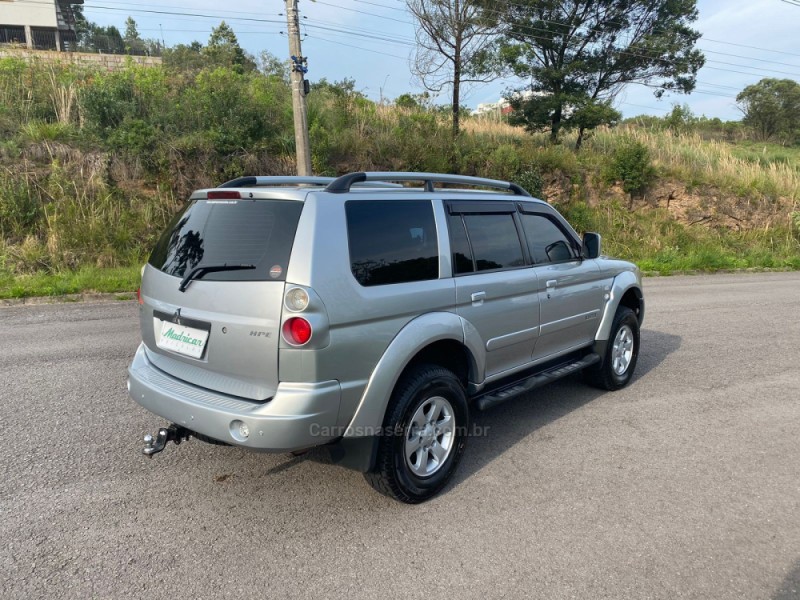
[178,264,256,292]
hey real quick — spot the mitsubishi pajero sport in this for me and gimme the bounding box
[128,172,644,503]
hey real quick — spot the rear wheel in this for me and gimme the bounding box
[364,364,469,503]
[585,306,640,390]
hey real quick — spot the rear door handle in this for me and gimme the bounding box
[471,291,486,306]
[546,279,558,289]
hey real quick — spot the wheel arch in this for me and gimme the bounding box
[619,287,644,325]
[595,270,645,341]
[343,312,480,438]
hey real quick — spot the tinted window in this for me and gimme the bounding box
[448,214,474,274]
[346,200,438,286]
[520,213,578,264]
[148,199,303,282]
[462,214,525,271]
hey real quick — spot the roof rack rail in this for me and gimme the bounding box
[218,175,405,189]
[324,171,531,196]
[218,176,335,188]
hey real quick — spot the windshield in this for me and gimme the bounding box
[148,199,303,282]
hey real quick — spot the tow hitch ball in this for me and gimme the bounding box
[142,424,191,457]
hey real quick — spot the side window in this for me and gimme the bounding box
[520,213,578,264]
[462,214,525,272]
[447,213,474,274]
[345,200,439,286]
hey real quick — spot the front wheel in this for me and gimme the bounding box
[364,364,469,503]
[585,306,640,390]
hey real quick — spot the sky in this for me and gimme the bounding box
[82,0,800,120]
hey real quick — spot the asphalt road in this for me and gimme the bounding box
[1,272,799,599]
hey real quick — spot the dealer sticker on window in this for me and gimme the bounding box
[155,319,209,359]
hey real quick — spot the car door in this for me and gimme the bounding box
[518,205,608,361]
[447,201,540,378]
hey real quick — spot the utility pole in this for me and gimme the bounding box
[285,0,312,176]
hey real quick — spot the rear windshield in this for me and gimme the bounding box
[148,199,303,282]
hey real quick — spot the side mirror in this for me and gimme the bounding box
[583,232,601,259]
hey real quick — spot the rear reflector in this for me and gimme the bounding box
[207,190,241,200]
[283,317,312,346]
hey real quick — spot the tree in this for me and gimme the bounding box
[570,96,621,148]
[203,22,256,74]
[395,92,432,110]
[163,42,207,73]
[84,24,125,54]
[258,50,289,82]
[664,103,698,135]
[407,0,500,135]
[123,17,139,44]
[736,78,800,144]
[489,0,704,146]
[123,17,145,55]
[605,139,656,205]
[72,12,125,54]
[509,91,621,148]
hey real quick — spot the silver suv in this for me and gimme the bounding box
[128,172,644,503]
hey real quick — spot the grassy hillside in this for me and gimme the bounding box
[0,57,798,298]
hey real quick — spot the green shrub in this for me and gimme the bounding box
[81,70,139,132]
[108,118,158,152]
[515,167,545,200]
[486,144,521,181]
[0,174,40,238]
[533,144,580,178]
[558,201,595,233]
[605,139,656,197]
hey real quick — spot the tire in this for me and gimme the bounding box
[584,306,640,391]
[364,364,469,503]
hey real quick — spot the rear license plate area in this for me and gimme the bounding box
[153,310,211,359]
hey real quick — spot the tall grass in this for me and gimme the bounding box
[1,159,180,276]
[0,57,798,297]
[589,127,800,202]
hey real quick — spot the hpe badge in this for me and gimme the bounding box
[269,265,282,279]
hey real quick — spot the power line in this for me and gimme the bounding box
[307,35,408,61]
[701,36,800,59]
[698,47,800,70]
[27,0,800,64]
[84,3,284,25]
[74,0,416,46]
[381,0,800,65]
[310,0,411,24]
[312,0,800,79]
[303,20,414,45]
[60,0,798,98]
[619,102,670,113]
[353,0,409,13]
[72,0,800,78]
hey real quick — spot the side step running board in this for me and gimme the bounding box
[475,353,601,411]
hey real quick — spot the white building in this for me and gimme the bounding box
[0,0,83,51]
[473,90,579,119]
[472,90,547,117]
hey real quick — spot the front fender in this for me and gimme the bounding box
[343,311,481,437]
[595,269,644,341]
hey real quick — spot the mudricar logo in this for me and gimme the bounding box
[163,327,205,347]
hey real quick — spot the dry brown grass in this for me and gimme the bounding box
[590,126,800,203]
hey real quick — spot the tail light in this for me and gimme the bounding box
[283,317,312,346]
[136,287,144,305]
[207,190,241,200]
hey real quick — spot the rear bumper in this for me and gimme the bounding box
[127,343,341,451]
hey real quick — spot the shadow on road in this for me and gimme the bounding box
[451,328,682,487]
[773,559,800,600]
[289,328,681,488]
